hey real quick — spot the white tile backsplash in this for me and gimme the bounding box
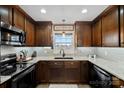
[3,45,124,63]
[1,46,16,56]
[96,47,124,62]
[1,46,96,57]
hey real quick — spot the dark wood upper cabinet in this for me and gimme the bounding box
[75,22,92,47]
[92,19,102,47]
[102,7,119,47]
[25,18,35,46]
[35,22,52,46]
[13,8,25,31]
[0,5,12,24]
[120,6,124,47]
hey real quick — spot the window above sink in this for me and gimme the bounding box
[53,31,75,50]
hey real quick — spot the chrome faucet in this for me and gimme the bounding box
[60,49,65,57]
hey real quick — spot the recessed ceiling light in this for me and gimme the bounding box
[81,9,87,14]
[41,8,46,14]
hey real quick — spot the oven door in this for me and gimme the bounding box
[11,65,35,88]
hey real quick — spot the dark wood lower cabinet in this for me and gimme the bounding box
[48,62,64,83]
[35,61,48,84]
[65,62,80,83]
[0,80,11,88]
[0,83,7,88]
[35,61,89,84]
[112,76,124,88]
[80,61,90,84]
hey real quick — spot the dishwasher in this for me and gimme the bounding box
[90,65,112,88]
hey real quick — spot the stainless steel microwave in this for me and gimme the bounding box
[0,21,26,46]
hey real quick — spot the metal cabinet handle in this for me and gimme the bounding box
[54,63,57,65]
[71,62,73,65]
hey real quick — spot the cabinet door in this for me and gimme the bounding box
[112,76,124,88]
[76,22,91,47]
[35,62,48,83]
[48,61,64,83]
[25,18,35,46]
[0,83,7,88]
[64,61,80,83]
[0,5,12,24]
[120,6,124,47]
[92,20,102,46]
[102,7,119,47]
[80,61,89,83]
[13,8,25,31]
[36,22,52,46]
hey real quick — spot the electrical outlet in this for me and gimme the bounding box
[105,51,108,56]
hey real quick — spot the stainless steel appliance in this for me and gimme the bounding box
[0,21,26,46]
[0,54,17,76]
[0,53,36,88]
[90,65,112,88]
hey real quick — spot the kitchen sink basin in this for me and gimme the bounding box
[54,57,73,59]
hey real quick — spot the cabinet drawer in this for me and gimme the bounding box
[65,61,80,68]
[48,61,64,68]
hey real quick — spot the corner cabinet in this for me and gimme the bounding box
[92,19,102,47]
[35,22,52,46]
[75,22,92,47]
[102,7,119,47]
[80,61,90,83]
[35,61,49,84]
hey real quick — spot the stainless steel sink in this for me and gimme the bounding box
[54,57,73,59]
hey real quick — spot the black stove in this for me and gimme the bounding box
[0,54,17,76]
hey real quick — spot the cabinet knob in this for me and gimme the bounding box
[55,63,57,65]
[120,85,124,88]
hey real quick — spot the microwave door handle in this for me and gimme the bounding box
[19,33,26,45]
[19,35,23,44]
[24,33,26,43]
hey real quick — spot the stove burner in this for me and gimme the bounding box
[1,67,17,76]
[0,53,17,76]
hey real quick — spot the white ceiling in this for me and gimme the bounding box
[20,5,109,24]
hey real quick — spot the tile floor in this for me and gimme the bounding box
[36,83,91,88]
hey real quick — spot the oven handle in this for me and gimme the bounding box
[12,65,35,82]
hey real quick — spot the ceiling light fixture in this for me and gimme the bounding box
[81,9,87,14]
[41,8,46,14]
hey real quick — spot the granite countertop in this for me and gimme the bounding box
[1,55,124,85]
